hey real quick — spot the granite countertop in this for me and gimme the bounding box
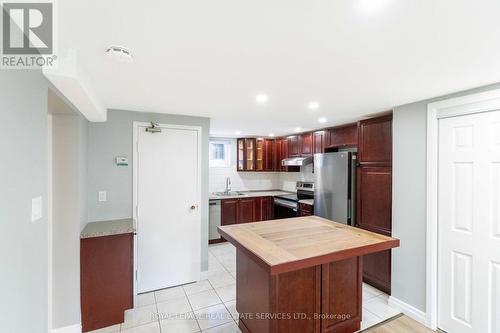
[209,190,294,200]
[298,199,314,206]
[81,218,135,239]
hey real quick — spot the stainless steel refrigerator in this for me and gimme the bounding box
[314,151,357,225]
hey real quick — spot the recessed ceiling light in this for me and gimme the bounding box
[255,94,269,104]
[235,130,241,135]
[105,45,133,63]
[308,101,320,110]
[294,127,301,133]
[269,133,275,137]
[318,117,327,123]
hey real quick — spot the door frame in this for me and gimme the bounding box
[132,121,202,298]
[426,88,500,329]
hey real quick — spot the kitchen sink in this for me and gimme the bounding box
[214,191,247,197]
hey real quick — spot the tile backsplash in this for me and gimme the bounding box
[209,138,314,193]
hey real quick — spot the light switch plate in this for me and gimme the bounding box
[32,196,43,222]
[98,191,107,202]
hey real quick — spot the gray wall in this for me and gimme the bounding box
[0,71,50,333]
[51,114,88,329]
[392,82,500,312]
[87,109,210,271]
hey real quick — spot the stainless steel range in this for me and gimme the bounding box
[274,181,314,219]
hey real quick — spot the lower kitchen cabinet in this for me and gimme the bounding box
[299,202,313,216]
[80,233,134,332]
[255,196,274,221]
[218,196,274,242]
[362,250,392,294]
[238,198,256,223]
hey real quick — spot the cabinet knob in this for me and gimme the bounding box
[190,205,198,210]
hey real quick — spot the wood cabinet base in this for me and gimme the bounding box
[235,249,362,333]
[81,233,134,332]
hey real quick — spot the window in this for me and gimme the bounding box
[209,140,231,167]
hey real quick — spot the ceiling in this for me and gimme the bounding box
[57,0,500,137]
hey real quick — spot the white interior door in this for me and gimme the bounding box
[438,110,500,333]
[136,124,201,293]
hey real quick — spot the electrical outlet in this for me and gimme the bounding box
[32,196,43,222]
[98,191,107,202]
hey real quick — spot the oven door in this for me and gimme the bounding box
[274,198,299,219]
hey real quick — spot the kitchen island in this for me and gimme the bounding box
[218,216,399,333]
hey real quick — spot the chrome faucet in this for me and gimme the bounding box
[225,177,232,194]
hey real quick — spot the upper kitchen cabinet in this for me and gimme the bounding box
[299,132,313,156]
[237,138,256,171]
[358,115,392,165]
[245,138,256,171]
[264,139,275,171]
[255,138,265,171]
[287,135,300,157]
[237,138,245,171]
[326,123,358,149]
[313,131,325,154]
[256,138,276,171]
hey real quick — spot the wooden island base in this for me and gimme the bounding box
[236,249,362,333]
[218,216,399,333]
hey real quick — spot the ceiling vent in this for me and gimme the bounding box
[105,45,133,63]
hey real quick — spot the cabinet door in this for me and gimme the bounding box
[255,138,265,171]
[363,250,392,294]
[358,115,392,165]
[237,139,246,171]
[287,135,300,157]
[299,203,313,216]
[327,124,358,148]
[264,139,275,171]
[245,139,256,171]
[238,198,255,223]
[312,131,324,154]
[356,166,392,235]
[275,139,283,171]
[221,199,238,226]
[255,197,273,221]
[299,132,313,156]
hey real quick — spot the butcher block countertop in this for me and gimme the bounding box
[218,216,399,275]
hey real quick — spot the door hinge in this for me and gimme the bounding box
[135,269,138,281]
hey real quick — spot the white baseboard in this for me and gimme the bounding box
[388,296,427,327]
[52,323,81,333]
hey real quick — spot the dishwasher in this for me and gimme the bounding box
[209,200,221,242]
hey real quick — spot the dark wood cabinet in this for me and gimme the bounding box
[237,139,256,171]
[299,132,313,156]
[255,197,273,221]
[355,166,392,235]
[358,115,392,165]
[287,135,300,157]
[221,199,238,227]
[356,114,393,294]
[219,197,274,241]
[312,131,325,154]
[363,250,392,295]
[255,138,265,171]
[264,139,275,171]
[299,203,313,216]
[81,233,133,332]
[238,198,256,223]
[237,138,246,171]
[326,123,358,149]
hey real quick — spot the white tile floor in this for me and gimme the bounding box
[89,243,400,333]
